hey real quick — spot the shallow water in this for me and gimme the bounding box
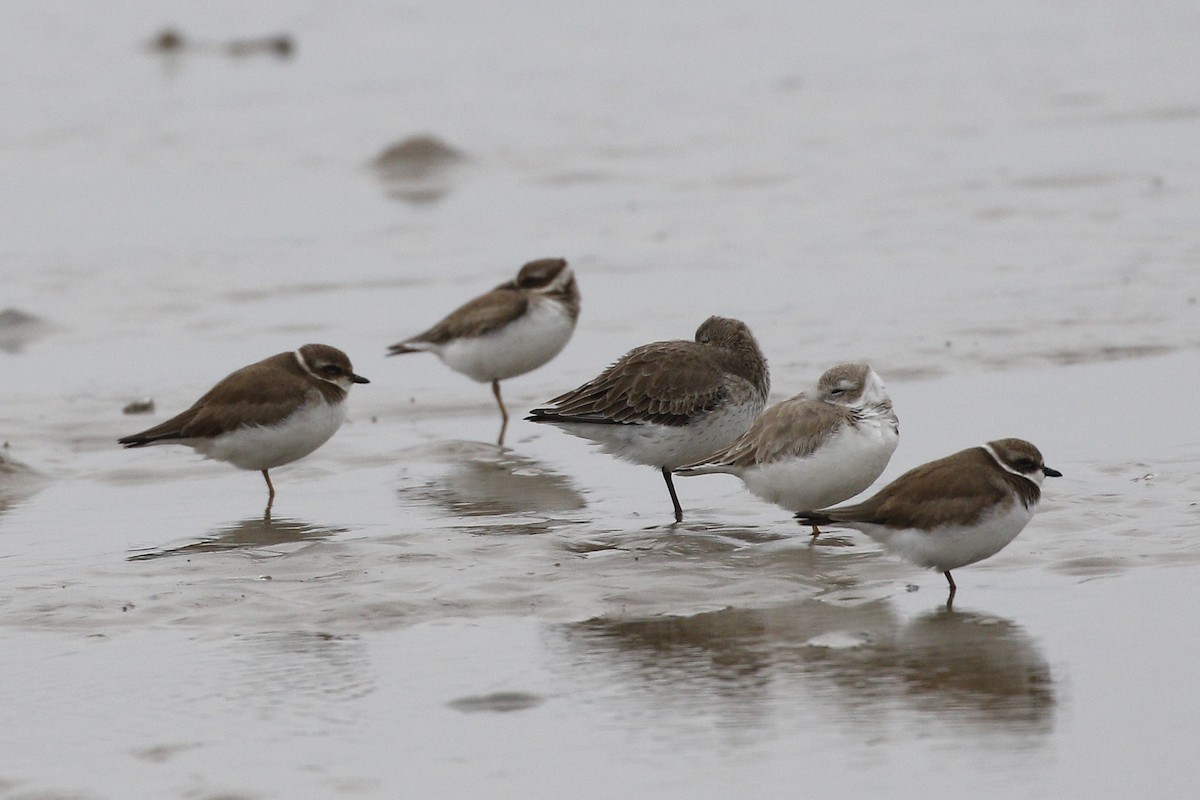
[3,1,1200,797]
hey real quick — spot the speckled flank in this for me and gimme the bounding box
[549,391,766,469]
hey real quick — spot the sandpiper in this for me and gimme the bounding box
[677,362,898,532]
[527,315,769,523]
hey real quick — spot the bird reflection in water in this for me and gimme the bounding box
[127,516,346,561]
[819,607,1056,728]
[398,441,586,521]
[562,599,1054,733]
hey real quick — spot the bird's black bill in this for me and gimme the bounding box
[351,374,371,384]
[1043,466,1062,477]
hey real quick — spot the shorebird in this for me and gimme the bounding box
[388,257,579,446]
[119,343,368,514]
[527,315,769,523]
[676,362,898,533]
[796,438,1061,603]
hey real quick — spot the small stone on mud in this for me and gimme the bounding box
[372,135,467,180]
[447,691,544,713]
[151,28,185,51]
[123,398,155,415]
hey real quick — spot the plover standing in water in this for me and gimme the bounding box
[795,438,1061,604]
[119,343,369,514]
[388,258,579,445]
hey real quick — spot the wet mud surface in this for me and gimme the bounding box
[2,1,1199,797]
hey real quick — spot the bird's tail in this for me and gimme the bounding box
[525,408,624,425]
[794,509,834,527]
[386,342,421,356]
[117,431,182,448]
[673,463,730,477]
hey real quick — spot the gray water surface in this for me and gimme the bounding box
[2,1,1199,797]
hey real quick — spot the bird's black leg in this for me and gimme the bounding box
[662,467,683,523]
[262,469,276,519]
[492,379,509,446]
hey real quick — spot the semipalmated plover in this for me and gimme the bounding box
[795,438,1061,602]
[676,362,898,531]
[119,343,369,512]
[388,257,579,446]
[526,315,770,523]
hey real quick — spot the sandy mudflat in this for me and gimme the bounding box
[2,1,1199,797]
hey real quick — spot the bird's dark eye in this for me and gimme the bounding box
[518,270,548,288]
[322,365,341,376]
